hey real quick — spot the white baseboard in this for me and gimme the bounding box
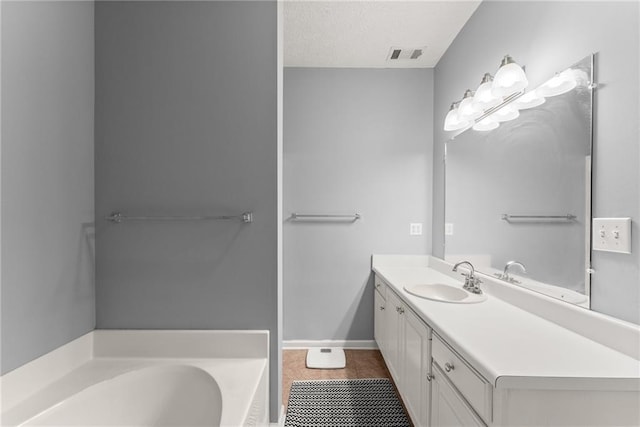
[282,340,378,350]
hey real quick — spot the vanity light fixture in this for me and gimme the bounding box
[491,104,520,122]
[512,89,546,110]
[443,54,529,132]
[472,73,502,110]
[537,68,578,97]
[472,116,499,132]
[443,101,470,131]
[457,89,483,121]
[492,54,529,97]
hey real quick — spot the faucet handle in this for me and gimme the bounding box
[459,272,471,286]
[468,276,483,294]
[460,273,476,291]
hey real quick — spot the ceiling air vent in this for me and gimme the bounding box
[387,46,426,62]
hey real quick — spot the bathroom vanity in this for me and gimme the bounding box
[373,255,640,427]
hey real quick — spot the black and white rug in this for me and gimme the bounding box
[284,378,411,427]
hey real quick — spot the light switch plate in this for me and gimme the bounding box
[409,223,423,236]
[592,218,632,254]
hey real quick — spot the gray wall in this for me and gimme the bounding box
[284,68,433,341]
[1,1,95,374]
[94,1,279,419]
[433,1,640,323]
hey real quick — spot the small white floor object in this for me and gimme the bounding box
[305,348,346,369]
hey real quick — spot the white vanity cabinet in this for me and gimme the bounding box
[402,303,432,426]
[372,256,640,427]
[375,277,490,427]
[431,363,486,427]
[373,280,387,356]
[382,287,403,382]
[431,333,491,426]
[374,276,432,426]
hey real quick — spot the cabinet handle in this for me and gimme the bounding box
[376,283,381,288]
[426,373,434,382]
[444,362,454,372]
[397,307,405,314]
[379,305,385,311]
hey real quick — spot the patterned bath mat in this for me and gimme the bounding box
[284,378,410,427]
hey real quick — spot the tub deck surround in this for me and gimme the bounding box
[0,330,269,427]
[372,255,640,391]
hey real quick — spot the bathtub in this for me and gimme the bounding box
[21,365,222,426]
[1,330,269,427]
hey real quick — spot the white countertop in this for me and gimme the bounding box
[373,256,640,391]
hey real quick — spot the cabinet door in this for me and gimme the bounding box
[402,308,432,427]
[385,290,404,386]
[374,289,387,356]
[431,364,486,427]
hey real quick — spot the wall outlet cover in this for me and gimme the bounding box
[445,223,454,236]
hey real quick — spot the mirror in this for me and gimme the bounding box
[444,55,594,307]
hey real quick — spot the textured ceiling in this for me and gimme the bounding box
[284,1,482,68]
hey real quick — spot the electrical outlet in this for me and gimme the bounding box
[592,218,632,253]
[445,223,454,236]
[409,223,422,236]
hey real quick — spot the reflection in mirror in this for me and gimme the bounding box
[444,54,594,307]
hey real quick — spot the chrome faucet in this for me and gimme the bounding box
[452,261,482,294]
[495,260,527,284]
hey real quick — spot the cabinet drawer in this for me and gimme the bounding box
[431,364,487,427]
[432,334,492,423]
[374,275,387,300]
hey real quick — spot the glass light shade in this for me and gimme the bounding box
[492,104,520,122]
[457,90,483,121]
[492,55,529,97]
[537,69,577,97]
[473,117,499,132]
[512,90,546,110]
[443,103,469,131]
[571,69,590,86]
[473,74,502,110]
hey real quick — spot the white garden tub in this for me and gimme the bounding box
[1,331,269,427]
[22,365,222,426]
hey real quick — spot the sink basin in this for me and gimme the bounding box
[403,283,487,304]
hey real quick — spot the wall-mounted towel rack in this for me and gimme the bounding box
[501,214,576,223]
[290,213,361,221]
[105,211,253,223]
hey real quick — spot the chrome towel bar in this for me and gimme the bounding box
[291,213,361,221]
[106,211,253,223]
[501,214,576,223]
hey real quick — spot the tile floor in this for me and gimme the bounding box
[282,349,392,408]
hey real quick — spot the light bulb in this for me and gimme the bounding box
[473,117,499,132]
[457,90,483,121]
[537,68,577,97]
[492,55,528,97]
[443,102,469,131]
[512,90,545,110]
[473,73,502,110]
